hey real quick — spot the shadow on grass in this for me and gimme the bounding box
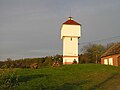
[18,74,49,83]
[43,80,90,90]
[18,74,90,90]
[55,81,87,90]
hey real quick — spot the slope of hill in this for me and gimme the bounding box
[1,64,120,90]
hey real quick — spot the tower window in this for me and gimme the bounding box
[70,37,72,41]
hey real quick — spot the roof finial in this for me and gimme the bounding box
[68,8,73,20]
[70,8,71,17]
[68,16,73,20]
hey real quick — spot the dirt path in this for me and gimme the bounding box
[105,75,120,90]
[90,74,120,90]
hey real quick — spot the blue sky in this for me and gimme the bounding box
[0,0,120,60]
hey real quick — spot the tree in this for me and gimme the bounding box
[43,56,54,66]
[81,43,106,63]
[79,54,90,64]
[106,43,115,50]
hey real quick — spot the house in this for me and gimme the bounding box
[101,42,120,66]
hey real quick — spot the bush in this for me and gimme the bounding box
[30,63,38,69]
[72,59,77,64]
[0,69,19,89]
[0,55,63,69]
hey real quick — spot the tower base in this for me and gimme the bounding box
[63,56,78,64]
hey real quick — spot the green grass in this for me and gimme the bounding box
[1,64,120,90]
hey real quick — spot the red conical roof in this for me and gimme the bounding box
[63,17,81,25]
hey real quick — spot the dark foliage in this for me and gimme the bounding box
[79,43,115,64]
[0,55,63,69]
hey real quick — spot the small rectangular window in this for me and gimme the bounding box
[104,59,108,65]
[109,58,113,65]
[70,37,72,41]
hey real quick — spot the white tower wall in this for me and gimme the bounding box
[63,37,79,64]
[61,25,81,39]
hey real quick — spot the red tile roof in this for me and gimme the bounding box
[101,42,120,57]
[63,17,81,25]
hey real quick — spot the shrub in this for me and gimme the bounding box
[72,59,77,64]
[30,63,38,69]
[0,69,19,89]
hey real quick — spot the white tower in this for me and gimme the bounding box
[61,17,81,64]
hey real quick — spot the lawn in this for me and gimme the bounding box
[1,64,120,90]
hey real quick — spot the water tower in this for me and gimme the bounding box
[61,17,81,64]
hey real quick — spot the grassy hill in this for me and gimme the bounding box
[1,64,120,90]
